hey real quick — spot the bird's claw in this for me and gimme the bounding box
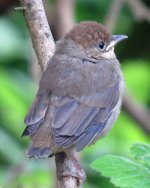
[58,168,86,186]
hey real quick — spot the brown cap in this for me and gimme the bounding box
[65,21,111,48]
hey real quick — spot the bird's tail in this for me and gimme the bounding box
[27,146,51,159]
[26,126,52,159]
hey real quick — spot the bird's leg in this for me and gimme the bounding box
[55,151,86,187]
[66,151,86,184]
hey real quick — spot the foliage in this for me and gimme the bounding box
[91,143,150,188]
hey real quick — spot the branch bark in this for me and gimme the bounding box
[55,153,83,188]
[19,0,80,187]
[19,0,55,70]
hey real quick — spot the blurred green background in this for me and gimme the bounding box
[0,0,150,187]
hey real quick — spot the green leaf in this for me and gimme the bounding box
[91,154,150,188]
[131,143,150,168]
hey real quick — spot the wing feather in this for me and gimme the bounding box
[52,81,120,150]
[22,93,50,136]
[23,78,120,152]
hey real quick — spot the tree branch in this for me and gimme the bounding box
[19,0,55,70]
[55,153,83,188]
[19,0,80,187]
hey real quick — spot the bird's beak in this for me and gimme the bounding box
[111,35,128,45]
[106,35,128,50]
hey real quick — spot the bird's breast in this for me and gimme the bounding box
[44,56,124,98]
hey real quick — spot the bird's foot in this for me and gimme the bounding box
[55,151,86,187]
[58,167,86,187]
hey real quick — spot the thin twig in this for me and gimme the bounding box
[55,0,75,39]
[123,92,150,134]
[19,0,80,187]
[104,0,150,134]
[126,0,150,22]
[105,0,125,32]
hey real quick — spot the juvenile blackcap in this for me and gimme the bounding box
[23,21,127,160]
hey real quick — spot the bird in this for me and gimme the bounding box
[22,21,127,162]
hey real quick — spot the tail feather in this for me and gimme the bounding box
[27,146,51,159]
[25,119,52,159]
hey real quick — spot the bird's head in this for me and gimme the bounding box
[62,21,127,61]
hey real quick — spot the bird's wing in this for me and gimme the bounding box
[52,81,120,151]
[22,93,50,136]
[23,80,119,151]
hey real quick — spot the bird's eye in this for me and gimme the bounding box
[98,42,105,49]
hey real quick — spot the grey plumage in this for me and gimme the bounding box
[22,21,126,159]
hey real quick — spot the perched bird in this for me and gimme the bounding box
[22,21,127,160]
